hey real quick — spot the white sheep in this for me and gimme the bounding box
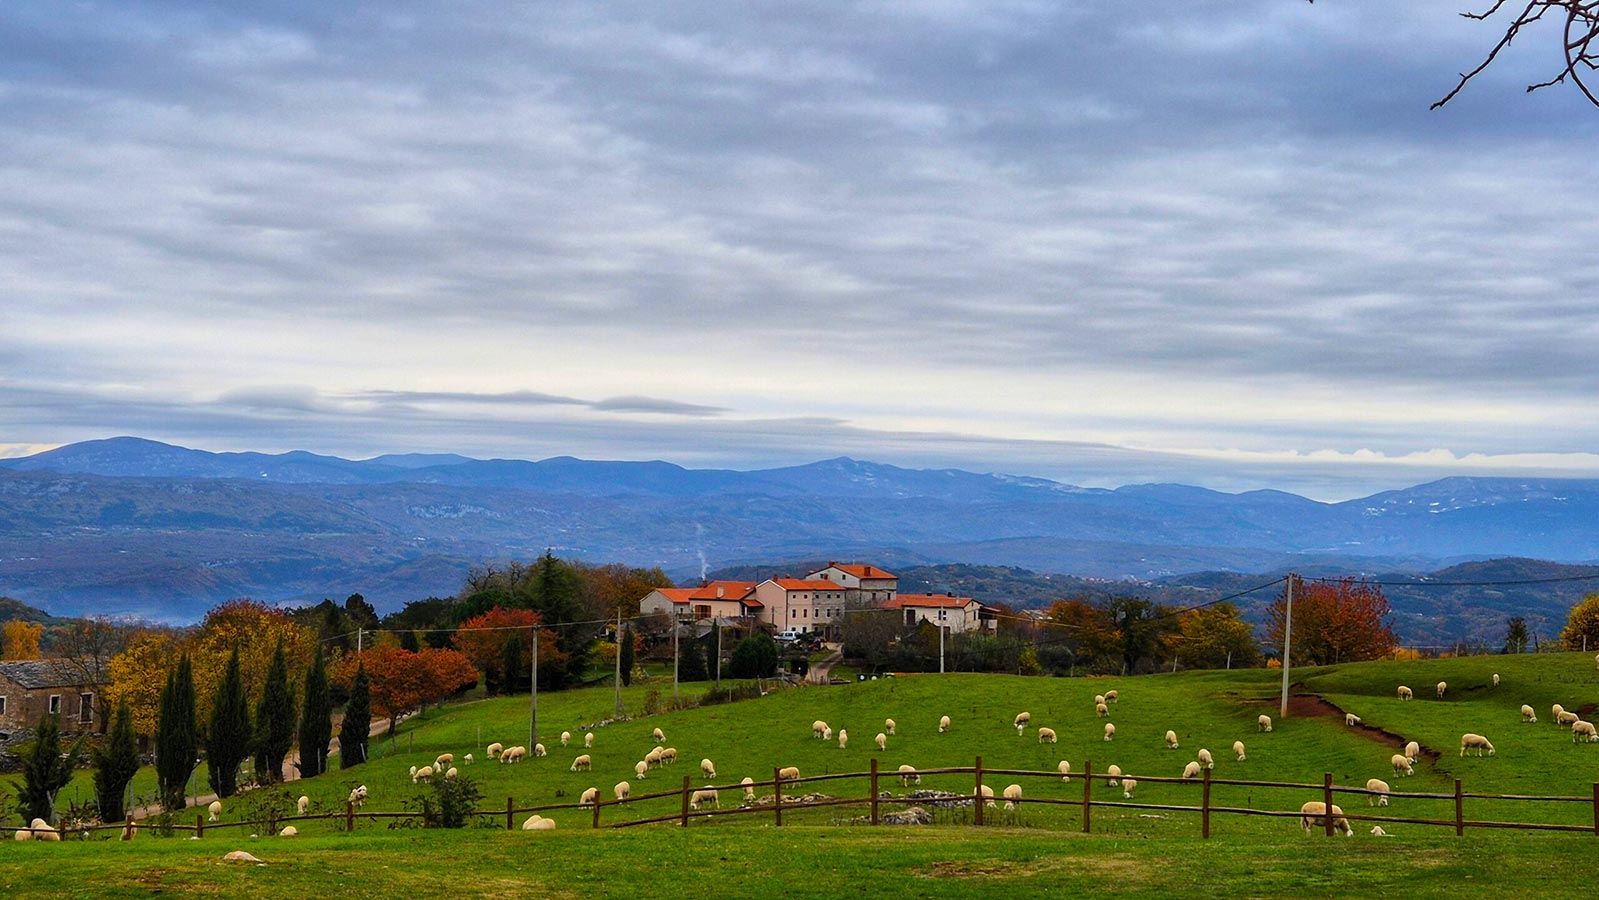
[1014,712,1031,735]
[1573,720,1598,743]
[898,764,921,787]
[1057,760,1071,783]
[885,718,896,736]
[445,766,459,780]
[208,800,222,822]
[690,789,720,810]
[279,825,298,837]
[1037,727,1057,745]
[585,732,595,748]
[1370,825,1389,836]
[1558,710,1581,727]
[1392,753,1414,776]
[838,729,849,750]
[812,720,829,738]
[1492,673,1500,687]
[979,784,996,808]
[1121,777,1137,799]
[561,731,571,747]
[1258,714,1273,733]
[1345,713,1361,727]
[579,787,598,806]
[297,795,310,815]
[1002,783,1023,812]
[701,758,717,779]
[487,742,503,759]
[1300,801,1353,837]
[348,785,368,807]
[652,727,665,744]
[534,743,547,758]
[634,760,649,779]
[1105,690,1118,703]
[1197,748,1214,769]
[1516,704,1536,723]
[29,818,59,842]
[1397,685,1413,701]
[778,766,800,782]
[614,781,631,801]
[1459,733,1495,757]
[1106,763,1123,787]
[1095,702,1110,718]
[522,815,556,830]
[1103,723,1116,742]
[1182,760,1202,779]
[121,821,137,841]
[1233,740,1246,761]
[822,726,833,741]
[646,747,664,768]
[570,754,592,772]
[1554,703,1567,721]
[408,764,417,778]
[661,748,678,765]
[413,765,434,783]
[874,731,887,751]
[1404,740,1419,762]
[1436,681,1447,699]
[939,715,951,733]
[1365,778,1390,807]
[741,776,757,802]
[464,753,473,765]
[1165,730,1179,749]
[435,752,454,769]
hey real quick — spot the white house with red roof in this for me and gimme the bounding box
[883,593,992,634]
[639,581,763,623]
[753,577,850,638]
[805,561,898,605]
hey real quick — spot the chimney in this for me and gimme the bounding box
[716,585,725,599]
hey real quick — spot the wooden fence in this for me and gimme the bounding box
[8,758,1598,840]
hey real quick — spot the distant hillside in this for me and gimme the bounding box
[0,596,59,625]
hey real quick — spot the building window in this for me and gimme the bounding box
[80,693,94,724]
[0,696,7,716]
[49,695,61,715]
[694,605,711,619]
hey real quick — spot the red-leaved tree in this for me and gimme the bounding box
[1265,576,1397,666]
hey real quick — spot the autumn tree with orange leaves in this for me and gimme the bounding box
[2,619,44,660]
[333,646,477,733]
[451,607,564,694]
[1265,576,1397,666]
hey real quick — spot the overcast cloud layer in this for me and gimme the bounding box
[4,1,1599,499]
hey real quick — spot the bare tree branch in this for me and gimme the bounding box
[1429,0,1599,108]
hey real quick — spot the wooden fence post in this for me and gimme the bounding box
[973,755,984,826]
[1592,783,1598,836]
[680,775,691,827]
[1322,773,1334,837]
[1081,759,1092,834]
[506,796,514,831]
[346,800,355,833]
[592,797,602,829]
[773,767,783,827]
[1201,767,1212,839]
[870,759,879,826]
[1454,779,1464,837]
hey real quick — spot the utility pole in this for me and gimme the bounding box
[530,625,539,750]
[614,610,624,719]
[715,622,722,688]
[356,628,363,654]
[1280,574,1295,719]
[672,611,681,702]
[939,623,946,674]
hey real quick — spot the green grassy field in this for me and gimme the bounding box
[6,652,1599,897]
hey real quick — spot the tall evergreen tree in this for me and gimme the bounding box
[339,662,372,769]
[155,654,197,812]
[254,640,296,784]
[93,701,140,822]
[11,712,83,823]
[205,648,253,797]
[706,625,720,683]
[299,646,332,778]
[1504,616,1530,654]
[501,633,524,696]
[400,629,420,652]
[678,630,708,682]
[619,626,635,687]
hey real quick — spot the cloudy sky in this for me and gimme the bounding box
[3,1,1598,500]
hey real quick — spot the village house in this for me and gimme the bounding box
[638,581,763,624]
[805,562,898,605]
[882,594,993,634]
[752,578,851,639]
[0,659,108,741]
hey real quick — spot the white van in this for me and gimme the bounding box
[776,629,806,643]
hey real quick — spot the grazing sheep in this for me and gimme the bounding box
[1182,760,1202,779]
[646,747,664,768]
[1397,685,1413,701]
[1492,673,1500,687]
[1558,710,1581,727]
[585,732,595,748]
[409,764,417,778]
[1002,783,1023,812]
[1345,713,1361,727]
[561,731,571,747]
[464,753,473,765]
[899,764,921,787]
[701,758,717,779]
[1105,690,1118,703]
[1165,730,1179,749]
[1573,720,1598,743]
[939,715,951,733]
[661,748,678,765]
[487,742,503,759]
[838,729,849,750]
[1014,711,1031,734]
[741,777,757,802]
[522,815,556,830]
[822,727,834,741]
[1370,825,1389,836]
[1103,723,1116,742]
[979,784,996,808]
[1520,704,1538,723]
[579,787,598,806]
[435,753,454,769]
[1095,702,1110,718]
[1404,741,1420,762]
[690,789,720,811]
[297,796,310,815]
[1106,764,1123,787]
[121,821,137,841]
[279,825,298,837]
[348,785,368,807]
[634,760,649,779]
[1436,681,1447,699]
[413,765,434,783]
[812,720,829,738]
[1197,748,1213,769]
[534,743,547,758]
[1554,703,1567,721]
[13,825,31,842]
[876,732,888,751]
[1057,760,1071,782]
[1258,714,1273,733]
[1392,754,1414,776]
[778,766,800,782]
[1094,694,1106,705]
[30,819,59,842]
[653,727,665,744]
[1233,740,1246,761]
[1037,727,1057,745]
[1121,778,1138,799]
[1459,733,1495,757]
[570,754,592,772]
[208,800,223,822]
[445,766,459,780]
[614,781,631,801]
[1366,778,1391,807]
[1300,801,1353,837]
[885,718,896,736]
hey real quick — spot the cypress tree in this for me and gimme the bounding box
[501,633,524,696]
[679,631,708,682]
[705,625,720,682]
[93,701,140,822]
[339,662,371,769]
[13,712,82,823]
[619,626,635,687]
[205,648,252,797]
[299,646,332,778]
[254,640,296,784]
[156,654,197,812]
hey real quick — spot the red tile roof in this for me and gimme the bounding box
[829,562,896,579]
[885,594,976,609]
[655,581,757,604]
[770,578,841,591]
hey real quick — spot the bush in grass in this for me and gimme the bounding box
[414,773,484,828]
[729,633,779,679]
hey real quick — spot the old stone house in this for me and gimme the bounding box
[0,659,109,741]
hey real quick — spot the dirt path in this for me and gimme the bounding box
[807,644,844,685]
